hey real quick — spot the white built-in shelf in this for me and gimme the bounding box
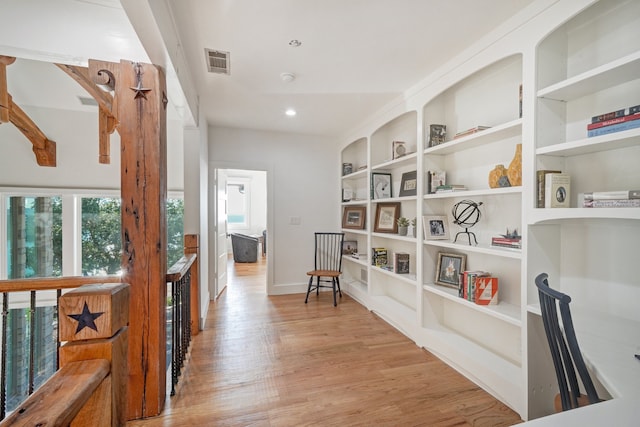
[341,168,368,180]
[371,151,418,170]
[369,294,417,334]
[371,266,417,285]
[537,50,640,102]
[341,199,368,206]
[529,208,640,224]
[423,283,521,326]
[536,127,640,157]
[341,228,368,236]
[424,186,522,199]
[342,255,368,267]
[371,232,417,243]
[372,195,418,203]
[423,240,522,260]
[423,119,522,156]
[526,303,541,316]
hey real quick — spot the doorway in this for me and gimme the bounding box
[215,168,267,296]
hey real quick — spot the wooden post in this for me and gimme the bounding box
[112,60,167,419]
[184,234,200,334]
[58,283,130,427]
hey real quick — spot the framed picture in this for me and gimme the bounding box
[435,252,466,288]
[342,206,366,229]
[371,172,392,199]
[373,202,400,233]
[429,124,447,147]
[399,170,417,197]
[423,215,449,240]
[392,140,407,160]
[342,240,358,255]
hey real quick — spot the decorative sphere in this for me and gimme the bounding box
[451,200,483,228]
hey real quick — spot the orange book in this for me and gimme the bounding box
[475,276,498,305]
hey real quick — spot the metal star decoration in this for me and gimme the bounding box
[68,302,104,334]
[130,63,151,99]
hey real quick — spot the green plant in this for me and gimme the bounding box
[410,217,417,226]
[397,217,409,227]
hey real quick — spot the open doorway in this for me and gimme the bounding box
[222,169,267,294]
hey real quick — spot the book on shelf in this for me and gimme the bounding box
[544,173,570,208]
[429,124,447,147]
[536,170,561,208]
[591,108,625,124]
[426,170,446,194]
[453,126,491,139]
[371,247,388,267]
[588,118,640,137]
[630,105,640,115]
[459,271,490,301]
[475,276,499,305]
[351,253,367,261]
[435,184,466,193]
[491,237,522,249]
[583,190,640,200]
[583,199,640,208]
[587,113,640,130]
[393,252,410,274]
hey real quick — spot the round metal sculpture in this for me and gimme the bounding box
[451,199,483,245]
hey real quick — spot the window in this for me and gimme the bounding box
[81,197,122,276]
[227,179,250,230]
[167,198,184,267]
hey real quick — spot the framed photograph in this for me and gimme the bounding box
[429,124,447,147]
[373,202,400,233]
[435,252,466,288]
[371,172,392,199]
[399,170,417,197]
[342,206,366,229]
[342,240,358,255]
[423,215,449,240]
[392,140,407,160]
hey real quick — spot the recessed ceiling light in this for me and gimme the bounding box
[285,109,297,117]
[280,72,295,83]
[288,39,302,47]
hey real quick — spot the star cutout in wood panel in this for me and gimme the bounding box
[68,302,104,334]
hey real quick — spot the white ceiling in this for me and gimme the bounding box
[1,0,537,137]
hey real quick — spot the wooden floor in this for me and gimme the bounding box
[128,256,522,426]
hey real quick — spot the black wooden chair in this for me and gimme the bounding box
[305,232,344,306]
[535,273,601,412]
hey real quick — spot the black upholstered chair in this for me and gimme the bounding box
[535,273,601,412]
[305,232,344,306]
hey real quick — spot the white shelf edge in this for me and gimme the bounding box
[529,207,640,224]
[423,118,523,156]
[342,255,369,267]
[371,232,417,242]
[423,283,521,326]
[371,266,417,285]
[341,168,368,180]
[341,200,368,206]
[371,151,418,171]
[536,127,640,157]
[341,228,368,235]
[424,186,522,199]
[372,195,418,203]
[423,240,522,259]
[537,50,640,101]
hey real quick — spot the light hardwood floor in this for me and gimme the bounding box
[127,256,522,426]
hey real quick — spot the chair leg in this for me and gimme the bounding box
[336,277,342,298]
[305,276,314,303]
[332,278,337,306]
[316,276,320,295]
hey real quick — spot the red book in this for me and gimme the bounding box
[587,113,640,130]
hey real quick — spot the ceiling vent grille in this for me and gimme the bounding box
[205,49,230,74]
[78,96,98,106]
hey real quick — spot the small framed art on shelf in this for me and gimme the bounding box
[423,215,449,240]
[342,206,366,229]
[435,252,466,288]
[399,171,417,197]
[371,172,392,199]
[373,202,400,233]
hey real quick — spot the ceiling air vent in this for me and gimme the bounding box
[205,49,230,75]
[78,96,98,106]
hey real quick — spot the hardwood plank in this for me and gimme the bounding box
[127,256,522,426]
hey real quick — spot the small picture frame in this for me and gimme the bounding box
[342,206,366,229]
[371,172,392,199]
[399,170,417,197]
[429,124,447,147]
[392,141,407,160]
[423,215,449,240]
[373,202,400,233]
[342,240,358,255]
[435,252,466,288]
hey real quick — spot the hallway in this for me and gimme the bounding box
[128,256,521,426]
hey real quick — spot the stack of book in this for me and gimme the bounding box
[587,105,640,137]
[453,125,491,139]
[491,236,521,249]
[435,184,467,193]
[582,190,640,208]
[458,271,498,305]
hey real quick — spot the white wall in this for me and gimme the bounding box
[0,105,184,190]
[209,126,338,294]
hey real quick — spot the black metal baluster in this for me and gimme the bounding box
[56,289,61,371]
[1,293,8,420]
[28,291,36,395]
[171,280,177,396]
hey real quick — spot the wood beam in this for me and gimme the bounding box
[8,96,57,167]
[0,56,16,123]
[56,63,118,164]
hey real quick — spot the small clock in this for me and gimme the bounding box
[393,141,406,159]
